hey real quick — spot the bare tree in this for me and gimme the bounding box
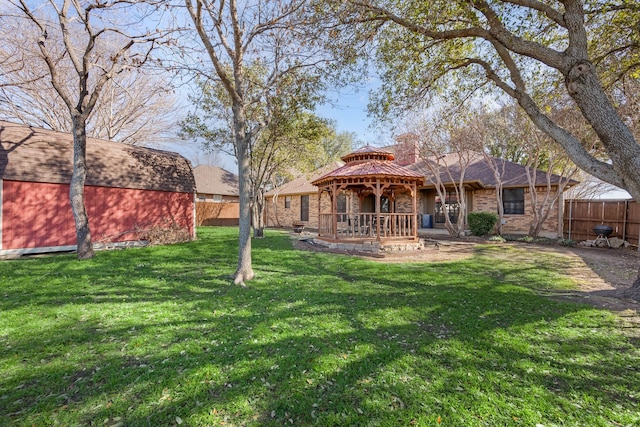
[477,105,580,237]
[524,141,579,238]
[0,22,177,146]
[4,0,163,259]
[408,115,473,238]
[447,112,508,235]
[191,150,223,167]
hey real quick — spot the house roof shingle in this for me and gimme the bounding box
[408,152,578,188]
[267,161,344,196]
[193,165,239,196]
[0,121,195,193]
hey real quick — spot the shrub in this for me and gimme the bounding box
[136,219,191,245]
[559,238,576,247]
[489,235,506,243]
[467,212,498,236]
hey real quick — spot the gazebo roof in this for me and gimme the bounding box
[341,145,395,162]
[312,145,424,186]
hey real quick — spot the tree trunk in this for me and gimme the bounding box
[565,62,640,198]
[528,205,544,237]
[528,221,543,238]
[233,105,254,287]
[252,189,265,238]
[70,117,95,260]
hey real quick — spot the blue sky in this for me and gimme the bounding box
[164,79,394,172]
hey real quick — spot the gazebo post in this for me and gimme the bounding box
[316,188,322,236]
[375,180,381,241]
[412,183,418,239]
[331,183,338,240]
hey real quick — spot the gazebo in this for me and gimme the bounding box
[311,146,425,245]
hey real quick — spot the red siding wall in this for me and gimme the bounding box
[2,180,194,250]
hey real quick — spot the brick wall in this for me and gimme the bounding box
[267,187,562,236]
[265,193,321,228]
[472,188,560,237]
[395,192,414,213]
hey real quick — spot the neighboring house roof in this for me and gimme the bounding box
[266,161,344,196]
[408,152,578,189]
[193,165,239,196]
[0,121,195,193]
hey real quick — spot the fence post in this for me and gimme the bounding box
[623,200,628,242]
[568,199,573,240]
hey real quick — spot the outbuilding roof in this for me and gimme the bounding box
[193,165,239,196]
[0,121,195,193]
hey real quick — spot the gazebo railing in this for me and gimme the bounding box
[318,213,416,240]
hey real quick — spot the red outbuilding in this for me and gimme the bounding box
[0,121,196,256]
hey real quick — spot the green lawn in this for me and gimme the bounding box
[1,227,638,426]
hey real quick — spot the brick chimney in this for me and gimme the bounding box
[393,133,420,166]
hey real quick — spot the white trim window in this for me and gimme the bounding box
[503,188,525,214]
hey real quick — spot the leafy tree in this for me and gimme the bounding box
[182,74,335,238]
[334,0,640,289]
[406,114,473,238]
[309,129,358,170]
[3,0,163,259]
[251,112,333,237]
[181,0,331,286]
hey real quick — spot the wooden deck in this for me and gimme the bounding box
[318,213,417,241]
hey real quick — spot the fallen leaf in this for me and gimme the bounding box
[176,416,183,424]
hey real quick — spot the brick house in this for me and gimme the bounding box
[265,142,576,238]
[264,162,343,228]
[407,152,577,237]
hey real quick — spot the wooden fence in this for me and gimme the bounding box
[563,199,639,246]
[196,201,239,226]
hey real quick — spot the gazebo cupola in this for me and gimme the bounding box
[311,145,425,242]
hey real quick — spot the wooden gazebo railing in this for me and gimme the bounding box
[319,213,417,239]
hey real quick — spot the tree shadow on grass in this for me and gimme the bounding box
[1,229,638,426]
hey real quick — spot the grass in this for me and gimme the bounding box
[0,227,638,426]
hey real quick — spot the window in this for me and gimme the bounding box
[197,194,206,202]
[380,196,390,213]
[212,194,223,202]
[435,192,459,223]
[300,195,309,222]
[503,188,525,214]
[337,193,347,222]
[285,196,291,209]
